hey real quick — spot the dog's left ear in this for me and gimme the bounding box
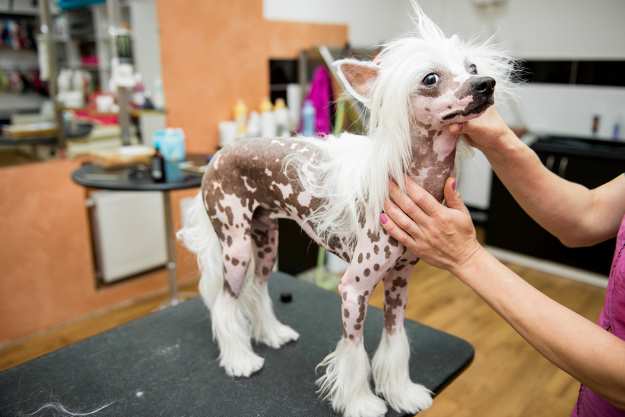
[333,59,379,104]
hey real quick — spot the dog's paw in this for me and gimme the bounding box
[377,381,432,414]
[220,350,265,378]
[257,323,299,349]
[342,392,387,417]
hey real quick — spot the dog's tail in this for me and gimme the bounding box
[177,192,223,309]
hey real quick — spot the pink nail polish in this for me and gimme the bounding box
[380,212,388,225]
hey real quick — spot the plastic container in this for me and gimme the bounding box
[260,97,276,137]
[274,98,290,137]
[301,100,316,137]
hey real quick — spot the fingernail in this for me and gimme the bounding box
[451,178,456,191]
[380,212,388,225]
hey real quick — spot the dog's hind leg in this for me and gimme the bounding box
[212,221,264,378]
[372,255,433,414]
[240,209,299,348]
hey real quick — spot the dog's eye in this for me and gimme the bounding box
[468,63,478,75]
[422,73,439,86]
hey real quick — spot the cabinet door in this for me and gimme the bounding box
[486,151,620,276]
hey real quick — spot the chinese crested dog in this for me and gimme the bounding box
[178,5,513,417]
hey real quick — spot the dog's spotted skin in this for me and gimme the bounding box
[201,125,456,340]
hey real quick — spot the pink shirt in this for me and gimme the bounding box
[571,213,625,417]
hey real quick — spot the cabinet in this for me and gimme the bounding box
[486,136,624,276]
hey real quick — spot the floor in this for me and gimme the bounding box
[0,260,605,417]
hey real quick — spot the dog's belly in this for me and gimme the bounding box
[202,137,355,262]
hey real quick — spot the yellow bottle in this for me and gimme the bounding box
[234,100,247,137]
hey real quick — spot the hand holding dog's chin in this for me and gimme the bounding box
[381,177,483,275]
[452,106,516,154]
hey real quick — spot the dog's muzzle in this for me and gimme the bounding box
[443,76,496,120]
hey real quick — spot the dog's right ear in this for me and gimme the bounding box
[333,59,379,104]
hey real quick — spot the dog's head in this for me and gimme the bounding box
[334,5,514,132]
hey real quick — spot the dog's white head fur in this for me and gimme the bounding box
[293,2,514,244]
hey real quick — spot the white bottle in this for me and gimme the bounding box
[260,97,276,137]
[273,98,290,137]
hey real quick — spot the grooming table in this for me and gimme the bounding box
[0,273,474,417]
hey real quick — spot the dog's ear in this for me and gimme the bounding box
[333,59,379,104]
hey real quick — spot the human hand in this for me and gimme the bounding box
[380,176,482,274]
[448,106,514,153]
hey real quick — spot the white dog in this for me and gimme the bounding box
[178,4,513,417]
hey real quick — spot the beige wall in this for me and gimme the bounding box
[156,0,348,153]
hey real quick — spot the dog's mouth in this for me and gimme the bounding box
[442,96,494,121]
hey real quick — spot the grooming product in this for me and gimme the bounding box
[159,128,186,181]
[274,98,290,137]
[151,143,166,183]
[301,100,316,137]
[286,83,302,130]
[247,111,261,138]
[234,100,247,137]
[612,115,622,141]
[260,97,276,137]
[218,121,237,148]
[591,114,600,137]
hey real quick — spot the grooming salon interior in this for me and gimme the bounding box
[1,1,625,416]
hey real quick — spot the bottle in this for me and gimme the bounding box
[151,143,166,183]
[302,100,316,137]
[234,100,248,138]
[591,114,600,138]
[260,97,276,137]
[612,114,622,141]
[274,98,290,137]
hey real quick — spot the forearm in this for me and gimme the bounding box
[482,131,596,246]
[454,248,625,409]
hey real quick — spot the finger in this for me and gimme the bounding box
[404,176,442,216]
[380,211,416,250]
[389,181,430,226]
[443,177,469,214]
[448,123,463,135]
[383,198,424,240]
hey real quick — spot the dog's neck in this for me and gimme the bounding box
[407,125,459,202]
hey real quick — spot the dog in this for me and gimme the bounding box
[178,4,513,417]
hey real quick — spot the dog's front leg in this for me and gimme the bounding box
[316,228,402,417]
[372,253,433,414]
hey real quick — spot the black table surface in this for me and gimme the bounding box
[0,273,474,417]
[71,155,208,192]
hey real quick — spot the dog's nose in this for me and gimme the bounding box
[472,76,496,95]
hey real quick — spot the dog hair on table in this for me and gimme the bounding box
[178,3,514,417]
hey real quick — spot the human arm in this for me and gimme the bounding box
[450,108,625,247]
[381,177,625,409]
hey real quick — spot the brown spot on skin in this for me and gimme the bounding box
[366,253,370,260]
[224,207,234,225]
[367,229,380,242]
[226,236,233,247]
[384,246,391,259]
[349,334,354,340]
[358,253,363,263]
[262,267,270,276]
[355,276,360,282]
[232,258,239,266]
[364,268,370,277]
[354,323,361,330]
[373,245,379,255]
[342,291,347,301]
[374,264,380,271]
[343,308,349,318]
[225,254,230,261]
[264,246,272,253]
[257,251,264,258]
[388,237,398,247]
